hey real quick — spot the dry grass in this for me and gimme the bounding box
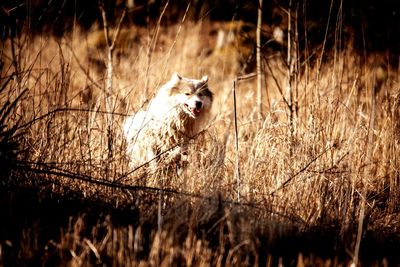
[0,19,399,266]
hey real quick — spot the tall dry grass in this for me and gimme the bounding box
[0,18,399,265]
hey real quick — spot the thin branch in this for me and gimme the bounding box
[16,107,135,131]
[264,56,290,109]
[237,72,256,81]
[270,145,334,195]
[65,42,102,90]
[110,8,127,51]
[99,5,111,48]
[99,5,126,161]
[233,79,241,202]
[256,0,264,119]
[287,0,295,141]
[15,162,305,224]
[0,72,15,94]
[0,88,28,126]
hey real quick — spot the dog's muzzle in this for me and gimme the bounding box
[184,102,202,118]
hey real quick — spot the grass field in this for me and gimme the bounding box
[1,17,399,266]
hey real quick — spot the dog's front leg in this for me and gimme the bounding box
[175,142,189,176]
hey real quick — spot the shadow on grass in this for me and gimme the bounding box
[0,185,399,266]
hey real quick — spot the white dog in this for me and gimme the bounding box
[124,73,213,173]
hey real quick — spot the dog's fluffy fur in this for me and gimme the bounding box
[124,73,213,171]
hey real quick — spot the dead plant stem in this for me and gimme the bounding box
[233,79,241,202]
[100,5,126,162]
[256,0,263,119]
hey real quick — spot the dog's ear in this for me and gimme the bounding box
[170,72,182,84]
[200,75,208,84]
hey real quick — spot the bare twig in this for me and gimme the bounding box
[264,57,290,109]
[16,162,304,224]
[0,88,28,126]
[233,79,241,202]
[287,0,295,139]
[0,72,15,94]
[256,0,264,119]
[99,5,126,161]
[270,145,334,195]
[65,42,102,91]
[16,107,135,131]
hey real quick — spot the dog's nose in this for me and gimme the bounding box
[195,101,202,109]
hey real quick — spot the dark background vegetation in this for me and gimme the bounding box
[1,0,400,63]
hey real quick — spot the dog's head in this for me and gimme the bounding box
[164,72,213,118]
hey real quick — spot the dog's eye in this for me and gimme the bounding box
[185,93,191,96]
